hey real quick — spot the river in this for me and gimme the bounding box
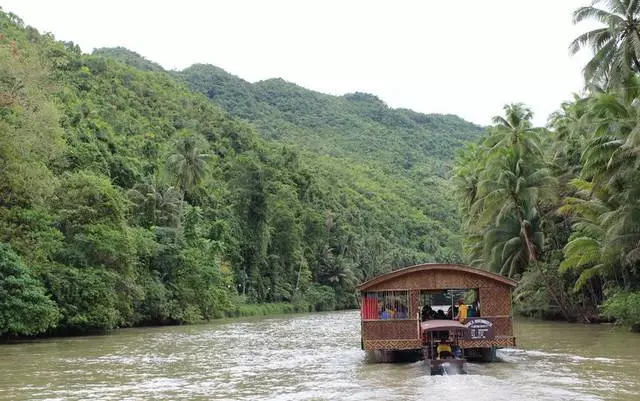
[1,311,639,401]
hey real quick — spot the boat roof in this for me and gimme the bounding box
[421,320,469,332]
[356,263,518,291]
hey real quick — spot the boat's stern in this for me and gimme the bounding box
[427,359,467,375]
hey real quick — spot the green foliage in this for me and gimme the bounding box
[0,244,59,336]
[178,65,483,165]
[41,264,125,331]
[305,284,337,312]
[92,47,165,72]
[0,10,481,336]
[0,30,65,207]
[455,104,555,278]
[602,291,640,329]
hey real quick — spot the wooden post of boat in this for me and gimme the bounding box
[356,263,517,364]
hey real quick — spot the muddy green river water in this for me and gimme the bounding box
[1,310,639,400]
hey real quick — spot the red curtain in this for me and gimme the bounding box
[361,295,378,319]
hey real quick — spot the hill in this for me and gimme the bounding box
[177,64,484,169]
[92,47,165,72]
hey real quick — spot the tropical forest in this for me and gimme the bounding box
[2,0,640,338]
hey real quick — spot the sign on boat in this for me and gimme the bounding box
[356,263,517,373]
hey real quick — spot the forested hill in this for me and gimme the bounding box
[0,10,480,337]
[177,64,484,167]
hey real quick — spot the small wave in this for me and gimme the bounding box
[499,348,617,363]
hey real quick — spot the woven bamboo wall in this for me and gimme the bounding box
[479,287,512,316]
[363,339,422,350]
[409,289,420,319]
[459,337,516,348]
[490,316,513,336]
[362,320,419,340]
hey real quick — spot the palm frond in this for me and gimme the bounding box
[569,28,614,55]
[561,236,602,272]
[573,5,624,25]
[574,265,604,290]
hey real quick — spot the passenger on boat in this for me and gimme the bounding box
[452,344,463,359]
[472,299,480,316]
[380,304,395,319]
[396,304,408,319]
[455,299,468,322]
[445,306,455,319]
[421,305,435,321]
[436,341,453,359]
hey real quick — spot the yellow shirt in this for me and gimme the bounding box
[458,304,469,321]
[437,343,452,359]
[437,344,452,353]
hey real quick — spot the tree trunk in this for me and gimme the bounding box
[521,221,538,262]
[516,211,574,322]
[633,55,640,74]
[534,263,574,322]
[511,196,574,321]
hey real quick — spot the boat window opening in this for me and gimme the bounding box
[360,291,409,320]
[419,288,480,321]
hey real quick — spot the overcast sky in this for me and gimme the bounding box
[2,0,596,126]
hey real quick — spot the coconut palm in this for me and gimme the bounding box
[486,103,544,158]
[559,179,613,290]
[166,136,210,201]
[547,95,595,192]
[580,90,640,186]
[472,148,556,263]
[127,182,182,227]
[570,0,640,88]
[480,210,541,278]
[452,143,485,213]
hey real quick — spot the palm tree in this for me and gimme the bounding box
[166,136,210,202]
[452,143,485,213]
[570,0,640,88]
[156,186,182,227]
[163,136,210,229]
[559,179,613,289]
[580,90,640,186]
[455,105,554,270]
[472,148,556,263]
[487,103,544,158]
[127,182,182,228]
[556,90,640,292]
[480,210,541,278]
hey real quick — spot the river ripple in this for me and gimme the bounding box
[1,311,639,400]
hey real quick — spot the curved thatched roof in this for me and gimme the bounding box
[356,263,517,291]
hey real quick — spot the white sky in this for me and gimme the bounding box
[2,0,596,126]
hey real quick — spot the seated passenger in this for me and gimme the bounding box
[380,304,395,319]
[396,304,408,319]
[452,344,463,359]
[446,306,458,319]
[437,342,453,359]
[421,305,435,321]
[435,310,446,320]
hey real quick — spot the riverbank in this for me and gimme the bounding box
[0,302,314,342]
